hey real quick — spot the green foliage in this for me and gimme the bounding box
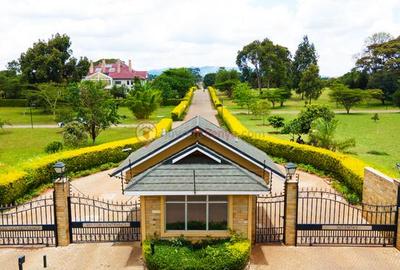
[292,35,318,91]
[18,33,89,83]
[355,34,400,101]
[203,73,216,88]
[30,83,65,118]
[68,81,120,143]
[288,104,335,135]
[393,90,400,108]
[267,115,285,129]
[329,84,365,114]
[44,141,63,153]
[250,100,270,125]
[0,71,27,99]
[261,88,291,107]
[126,82,161,119]
[366,89,385,104]
[110,85,128,99]
[236,38,292,90]
[0,99,27,107]
[63,121,88,147]
[371,113,379,122]
[143,237,250,270]
[299,64,322,103]
[309,118,356,152]
[214,68,240,97]
[152,68,196,100]
[339,69,369,90]
[232,82,256,113]
[331,180,360,204]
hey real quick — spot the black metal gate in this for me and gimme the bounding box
[0,195,56,246]
[255,193,285,243]
[68,194,140,243]
[297,189,398,246]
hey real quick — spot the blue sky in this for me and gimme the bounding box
[0,0,399,77]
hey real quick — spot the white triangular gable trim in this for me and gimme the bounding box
[172,146,221,164]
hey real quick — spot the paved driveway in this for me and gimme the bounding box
[1,243,399,270]
[250,244,400,270]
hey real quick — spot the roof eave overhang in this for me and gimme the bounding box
[124,190,269,196]
[111,126,285,179]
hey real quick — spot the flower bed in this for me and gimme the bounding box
[208,87,365,197]
[143,236,250,270]
[171,86,196,120]
[0,118,173,204]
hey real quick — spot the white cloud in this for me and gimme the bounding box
[0,0,399,76]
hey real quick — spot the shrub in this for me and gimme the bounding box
[170,87,195,120]
[0,118,173,204]
[143,237,250,270]
[208,87,365,197]
[63,121,88,147]
[267,115,285,129]
[0,99,27,107]
[44,141,63,153]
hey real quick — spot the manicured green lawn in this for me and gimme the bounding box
[221,88,398,113]
[0,127,137,173]
[234,112,400,176]
[0,106,174,125]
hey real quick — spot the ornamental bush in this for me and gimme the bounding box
[208,87,365,196]
[44,141,63,153]
[143,237,250,270]
[0,118,172,204]
[170,87,195,120]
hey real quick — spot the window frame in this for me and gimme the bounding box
[165,195,228,231]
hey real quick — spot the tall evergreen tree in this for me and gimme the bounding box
[292,36,318,95]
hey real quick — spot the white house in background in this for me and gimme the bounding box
[84,59,148,89]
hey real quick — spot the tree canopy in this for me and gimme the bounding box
[236,38,292,90]
[329,83,365,114]
[292,36,318,91]
[68,81,119,143]
[214,68,240,97]
[127,81,161,119]
[18,33,90,84]
[299,64,322,104]
[152,68,196,100]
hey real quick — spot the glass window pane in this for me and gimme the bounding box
[187,195,206,201]
[187,203,206,230]
[166,196,185,202]
[166,203,185,230]
[209,203,227,230]
[209,195,228,202]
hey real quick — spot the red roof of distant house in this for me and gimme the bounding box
[88,61,147,80]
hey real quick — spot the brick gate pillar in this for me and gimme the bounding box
[284,178,298,246]
[54,177,71,246]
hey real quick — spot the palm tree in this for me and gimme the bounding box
[127,81,162,119]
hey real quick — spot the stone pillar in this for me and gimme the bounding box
[397,207,400,251]
[54,178,71,246]
[284,179,298,246]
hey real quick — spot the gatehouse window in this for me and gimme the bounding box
[165,195,228,231]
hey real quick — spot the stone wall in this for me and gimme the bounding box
[142,196,162,239]
[231,195,250,238]
[363,167,399,205]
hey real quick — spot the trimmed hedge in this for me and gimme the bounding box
[171,86,196,121]
[208,87,365,196]
[0,99,27,107]
[0,118,173,204]
[142,237,250,270]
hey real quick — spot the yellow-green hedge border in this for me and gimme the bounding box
[171,86,196,120]
[0,118,173,204]
[208,87,365,196]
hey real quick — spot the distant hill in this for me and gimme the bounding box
[148,66,238,76]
